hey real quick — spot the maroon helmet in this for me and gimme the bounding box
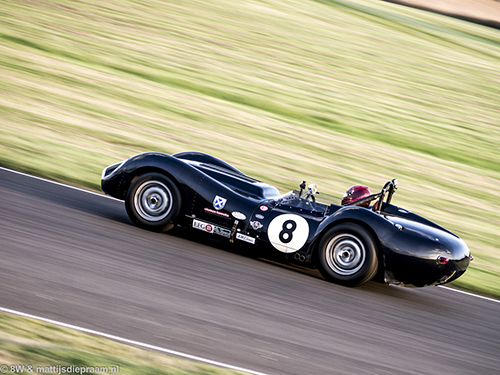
[341,185,371,206]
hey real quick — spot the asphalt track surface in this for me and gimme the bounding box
[1,167,499,375]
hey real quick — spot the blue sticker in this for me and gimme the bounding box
[213,195,227,210]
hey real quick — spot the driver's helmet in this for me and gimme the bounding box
[341,185,371,206]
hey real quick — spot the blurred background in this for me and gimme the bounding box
[1,0,499,297]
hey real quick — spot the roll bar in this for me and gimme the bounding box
[375,178,398,213]
[344,178,398,213]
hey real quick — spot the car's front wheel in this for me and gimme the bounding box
[317,223,378,287]
[125,172,182,232]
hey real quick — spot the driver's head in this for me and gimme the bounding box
[341,185,371,206]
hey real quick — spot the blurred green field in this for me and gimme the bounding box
[0,0,499,298]
[0,310,247,375]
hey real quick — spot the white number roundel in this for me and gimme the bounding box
[268,214,309,253]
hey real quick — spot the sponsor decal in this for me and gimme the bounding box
[193,219,214,233]
[250,221,263,230]
[255,214,265,220]
[213,195,227,210]
[193,219,231,238]
[259,205,269,212]
[232,211,246,220]
[204,207,230,218]
[213,226,231,238]
[236,233,256,245]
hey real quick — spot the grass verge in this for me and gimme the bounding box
[0,311,248,375]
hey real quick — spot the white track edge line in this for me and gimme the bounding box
[0,306,271,375]
[437,285,500,304]
[0,166,121,201]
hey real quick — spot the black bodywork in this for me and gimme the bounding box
[102,151,471,287]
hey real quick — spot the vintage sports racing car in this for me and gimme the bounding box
[101,152,471,287]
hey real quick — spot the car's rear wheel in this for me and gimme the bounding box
[125,173,182,232]
[317,223,378,287]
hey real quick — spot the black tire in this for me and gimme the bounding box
[125,173,182,232]
[316,223,378,287]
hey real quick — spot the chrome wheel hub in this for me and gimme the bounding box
[134,180,173,222]
[326,234,365,276]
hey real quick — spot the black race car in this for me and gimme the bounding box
[101,151,471,287]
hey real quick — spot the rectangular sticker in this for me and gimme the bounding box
[193,219,231,238]
[204,207,230,218]
[236,233,256,245]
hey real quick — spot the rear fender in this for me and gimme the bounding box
[306,206,390,266]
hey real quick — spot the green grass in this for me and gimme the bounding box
[0,0,499,296]
[0,311,248,375]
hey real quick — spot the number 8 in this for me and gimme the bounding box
[279,220,297,243]
[268,214,310,253]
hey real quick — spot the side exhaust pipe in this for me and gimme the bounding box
[294,253,306,262]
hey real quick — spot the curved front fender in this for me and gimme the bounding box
[102,152,261,217]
